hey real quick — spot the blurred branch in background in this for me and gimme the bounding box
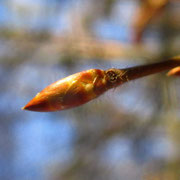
[133,0,169,43]
[0,27,164,65]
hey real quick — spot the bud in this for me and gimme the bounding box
[22,69,108,112]
[22,56,180,112]
[167,67,180,77]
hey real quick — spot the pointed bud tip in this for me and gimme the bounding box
[21,98,56,112]
[21,105,30,111]
[21,106,25,110]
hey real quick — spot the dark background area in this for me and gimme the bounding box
[0,0,180,179]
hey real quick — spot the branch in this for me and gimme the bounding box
[22,55,180,112]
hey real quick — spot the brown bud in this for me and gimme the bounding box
[167,67,180,76]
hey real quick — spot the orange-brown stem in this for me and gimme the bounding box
[118,57,180,83]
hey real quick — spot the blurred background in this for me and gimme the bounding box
[0,0,180,179]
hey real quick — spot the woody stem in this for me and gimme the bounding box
[119,58,180,83]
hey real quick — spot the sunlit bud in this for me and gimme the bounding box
[22,69,109,112]
[167,67,180,77]
[22,55,180,112]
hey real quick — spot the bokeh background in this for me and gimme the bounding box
[0,0,180,180]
